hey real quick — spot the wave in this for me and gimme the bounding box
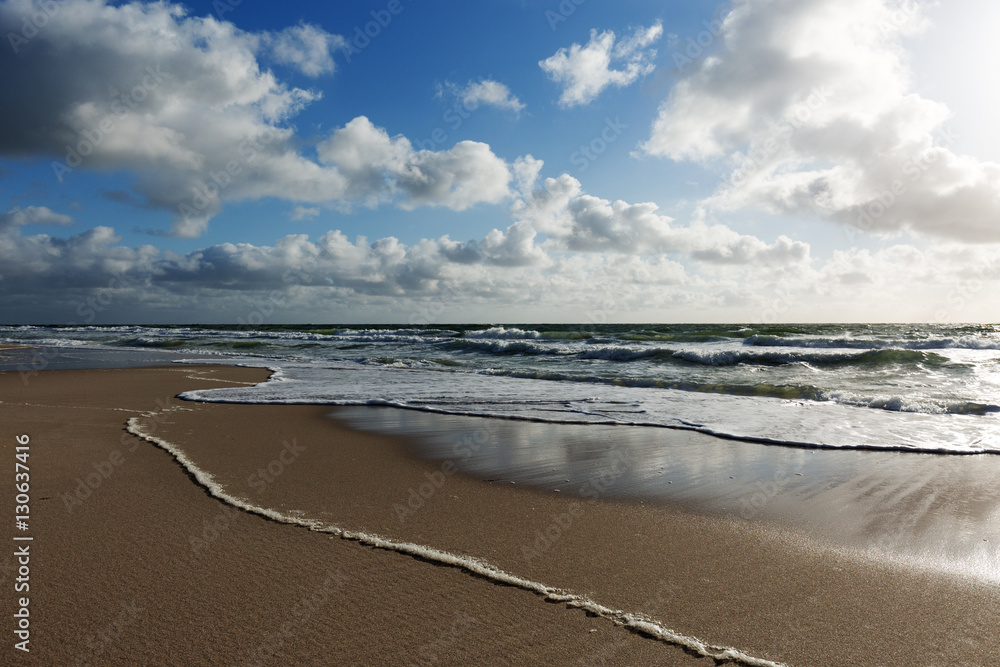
[447,339,560,356]
[120,337,191,349]
[361,356,462,370]
[201,340,275,350]
[744,334,1000,350]
[0,336,94,347]
[483,368,828,402]
[120,335,274,351]
[668,348,952,368]
[329,333,440,345]
[482,368,997,414]
[333,327,452,338]
[538,330,592,340]
[824,392,1000,415]
[460,326,804,344]
[576,346,669,362]
[621,329,744,343]
[456,340,955,370]
[463,327,542,340]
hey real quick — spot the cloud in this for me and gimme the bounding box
[0,206,73,232]
[438,221,549,268]
[0,191,804,318]
[266,23,343,77]
[513,174,810,266]
[0,201,551,298]
[0,0,335,237]
[540,22,663,107]
[4,200,999,323]
[641,0,1000,243]
[0,0,518,238]
[441,79,525,114]
[0,222,158,290]
[316,116,513,211]
[396,141,512,211]
[290,206,320,221]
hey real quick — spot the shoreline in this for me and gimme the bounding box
[3,365,999,664]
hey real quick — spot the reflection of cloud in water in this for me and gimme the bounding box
[336,405,1000,583]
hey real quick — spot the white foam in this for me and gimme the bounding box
[464,326,542,340]
[175,359,1000,454]
[744,334,1000,350]
[126,412,787,667]
[460,339,557,355]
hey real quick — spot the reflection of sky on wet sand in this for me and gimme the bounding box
[335,406,1000,583]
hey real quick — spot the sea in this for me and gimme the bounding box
[3,322,999,454]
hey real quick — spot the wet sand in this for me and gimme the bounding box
[334,407,1000,583]
[2,364,999,665]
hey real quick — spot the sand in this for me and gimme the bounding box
[2,363,999,665]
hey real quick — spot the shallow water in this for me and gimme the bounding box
[334,405,1000,583]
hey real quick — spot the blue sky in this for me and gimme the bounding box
[1,0,1000,323]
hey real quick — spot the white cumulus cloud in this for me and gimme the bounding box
[316,116,514,211]
[266,23,344,77]
[442,79,525,114]
[641,0,1000,243]
[513,174,810,266]
[540,22,663,107]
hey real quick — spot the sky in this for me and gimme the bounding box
[1,0,999,324]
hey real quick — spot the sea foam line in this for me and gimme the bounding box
[126,412,788,667]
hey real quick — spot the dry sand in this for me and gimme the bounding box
[2,364,999,665]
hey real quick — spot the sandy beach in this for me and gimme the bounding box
[3,363,999,665]
[2,0,998,662]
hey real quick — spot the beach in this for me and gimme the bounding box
[2,0,998,661]
[1,362,998,665]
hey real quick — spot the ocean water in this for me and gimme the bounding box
[3,322,1000,453]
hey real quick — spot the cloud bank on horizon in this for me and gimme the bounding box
[1,0,998,323]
